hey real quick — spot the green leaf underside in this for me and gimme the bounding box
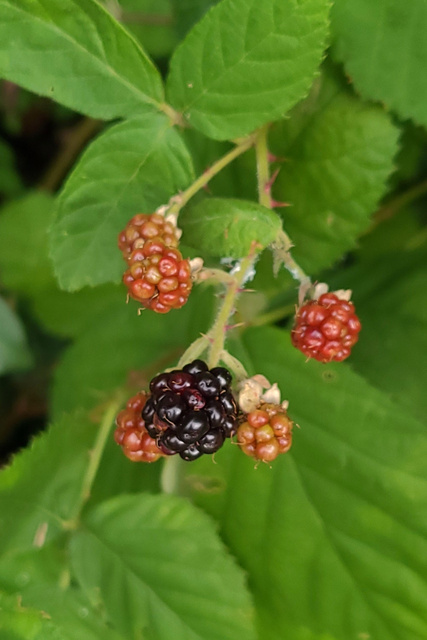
[183,328,427,640]
[71,494,256,640]
[0,413,98,555]
[0,297,32,375]
[331,0,427,128]
[272,79,399,274]
[50,114,194,291]
[0,0,164,119]
[180,198,281,257]
[51,287,214,417]
[166,0,330,140]
[0,591,62,640]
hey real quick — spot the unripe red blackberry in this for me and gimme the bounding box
[123,242,192,313]
[143,359,239,461]
[115,392,166,462]
[291,292,361,363]
[237,403,293,462]
[118,213,179,262]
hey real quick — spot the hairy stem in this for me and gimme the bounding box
[207,249,257,368]
[167,134,257,219]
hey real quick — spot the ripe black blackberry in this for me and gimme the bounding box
[142,359,239,461]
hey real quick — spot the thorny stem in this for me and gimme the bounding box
[166,134,257,220]
[64,396,124,530]
[256,124,273,208]
[256,124,310,288]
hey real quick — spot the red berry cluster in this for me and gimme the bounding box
[291,292,361,363]
[118,213,192,313]
[118,213,179,258]
[114,392,165,462]
[237,403,293,462]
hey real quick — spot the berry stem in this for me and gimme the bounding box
[64,395,124,529]
[207,245,258,368]
[177,335,210,368]
[166,134,257,219]
[161,455,183,495]
[255,124,311,287]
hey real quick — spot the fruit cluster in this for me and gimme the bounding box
[237,403,293,462]
[291,292,361,362]
[142,359,239,461]
[114,391,165,463]
[118,212,192,313]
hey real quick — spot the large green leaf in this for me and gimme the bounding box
[0,0,164,119]
[71,494,256,640]
[182,327,427,640]
[328,247,427,421]
[0,413,99,554]
[51,287,214,417]
[180,198,281,258]
[0,548,126,640]
[331,0,427,127]
[166,0,330,140]
[0,193,127,338]
[50,114,194,290]
[271,77,399,274]
[0,591,63,640]
[0,297,32,375]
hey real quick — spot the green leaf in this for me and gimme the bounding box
[180,198,281,258]
[331,0,427,127]
[0,139,22,197]
[0,413,98,554]
[0,193,128,338]
[0,297,32,375]
[51,287,214,417]
[183,327,427,640]
[71,494,256,640]
[0,591,62,640]
[272,76,399,273]
[0,548,126,640]
[0,193,55,294]
[50,114,194,290]
[166,0,330,140]
[0,0,164,119]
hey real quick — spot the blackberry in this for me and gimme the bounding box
[291,292,361,363]
[237,403,293,463]
[144,359,239,460]
[114,392,166,463]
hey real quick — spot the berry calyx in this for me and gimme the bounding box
[143,360,239,461]
[291,291,361,363]
[114,392,166,462]
[123,242,192,313]
[237,403,293,462]
[118,212,179,262]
